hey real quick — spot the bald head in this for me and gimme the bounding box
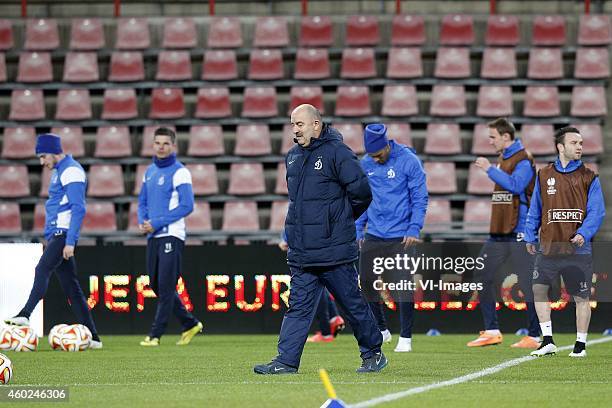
[291,104,322,122]
[290,104,323,148]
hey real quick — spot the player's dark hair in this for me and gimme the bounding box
[153,127,176,143]
[487,118,515,140]
[554,126,581,152]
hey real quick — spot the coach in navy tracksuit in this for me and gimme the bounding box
[254,104,386,374]
[138,127,202,347]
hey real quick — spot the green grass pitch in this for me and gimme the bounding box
[3,334,611,407]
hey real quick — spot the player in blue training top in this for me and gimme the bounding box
[5,134,102,349]
[138,127,203,347]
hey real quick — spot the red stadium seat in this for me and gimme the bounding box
[33,202,45,231]
[55,89,92,121]
[149,88,185,119]
[248,49,284,80]
[51,126,85,157]
[467,163,495,194]
[39,166,52,197]
[70,18,105,50]
[87,164,125,197]
[186,164,219,196]
[140,125,176,157]
[162,17,197,49]
[0,19,13,50]
[288,86,324,114]
[1,127,35,159]
[299,16,333,47]
[156,50,192,81]
[335,86,371,117]
[63,52,99,82]
[386,123,412,147]
[269,201,289,231]
[345,15,380,46]
[532,15,566,46]
[274,163,288,195]
[423,199,451,232]
[0,165,30,197]
[228,163,266,195]
[207,17,242,48]
[471,124,496,155]
[127,201,140,231]
[424,162,457,194]
[94,126,132,158]
[440,14,474,45]
[386,47,422,78]
[527,48,563,79]
[195,87,231,118]
[186,201,212,232]
[17,52,52,82]
[463,200,491,232]
[0,53,5,82]
[434,47,470,78]
[521,124,555,155]
[294,48,330,80]
[281,124,296,154]
[485,15,520,45]
[235,124,272,156]
[0,202,21,233]
[242,87,278,118]
[201,50,238,81]
[24,18,59,50]
[578,14,611,45]
[481,47,517,79]
[430,85,466,117]
[334,123,364,154]
[132,164,148,195]
[523,86,560,117]
[391,15,425,46]
[571,86,607,117]
[476,85,513,117]
[82,202,116,233]
[574,47,610,79]
[381,84,417,117]
[340,47,376,78]
[254,17,289,48]
[572,123,603,155]
[115,18,150,49]
[188,125,225,156]
[222,201,259,231]
[424,123,461,155]
[9,89,45,121]
[108,51,145,82]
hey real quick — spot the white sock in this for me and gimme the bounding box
[540,321,552,337]
[399,337,412,343]
[577,332,587,343]
[485,329,501,335]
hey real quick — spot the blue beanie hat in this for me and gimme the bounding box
[364,124,388,153]
[36,133,62,155]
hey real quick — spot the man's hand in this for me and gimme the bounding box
[474,157,492,172]
[138,220,154,234]
[402,236,421,249]
[570,233,585,247]
[63,245,75,260]
[278,241,289,251]
[526,243,537,255]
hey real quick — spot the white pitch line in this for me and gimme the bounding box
[350,336,612,408]
[12,380,423,387]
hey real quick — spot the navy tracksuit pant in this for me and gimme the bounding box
[276,262,382,368]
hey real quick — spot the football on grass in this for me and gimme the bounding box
[0,353,12,384]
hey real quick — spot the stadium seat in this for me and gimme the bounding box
[520,124,555,155]
[334,123,364,154]
[39,166,52,197]
[63,52,99,82]
[17,52,52,82]
[476,85,513,117]
[440,14,474,45]
[55,89,92,121]
[222,201,259,231]
[186,164,219,196]
[294,48,330,79]
[162,17,197,49]
[156,50,192,81]
[467,163,495,194]
[201,50,238,81]
[94,126,132,158]
[423,199,452,232]
[274,163,288,195]
[523,86,560,117]
[471,124,496,155]
[288,86,324,114]
[0,19,13,50]
[430,85,466,117]
[195,87,231,118]
[0,53,5,82]
[235,124,272,156]
[345,15,380,46]
[149,88,185,119]
[281,124,296,154]
[463,199,491,232]
[228,163,266,195]
[0,165,30,197]
[33,202,45,231]
[140,125,176,157]
[186,201,212,232]
[241,87,278,118]
[108,51,145,82]
[115,18,150,49]
[248,49,284,80]
[50,126,85,157]
[386,47,423,78]
[269,201,289,231]
[188,125,225,156]
[335,86,371,117]
[485,15,520,45]
[254,17,289,48]
[574,47,610,79]
[572,123,603,155]
[126,201,140,231]
[207,17,242,48]
[24,18,59,50]
[132,164,148,195]
[70,18,105,50]
[391,15,426,45]
[434,47,470,78]
[481,47,517,79]
[381,84,418,117]
[527,48,563,79]
[424,123,461,155]
[340,47,376,78]
[532,15,566,46]
[386,123,412,147]
[0,202,21,233]
[82,202,116,233]
[424,162,457,194]
[9,89,45,121]
[299,16,333,47]
[1,127,35,159]
[87,164,125,197]
[571,86,607,117]
[577,14,611,45]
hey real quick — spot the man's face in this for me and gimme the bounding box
[39,153,58,170]
[368,144,391,164]
[290,109,321,147]
[558,132,583,161]
[488,128,510,154]
[153,135,175,159]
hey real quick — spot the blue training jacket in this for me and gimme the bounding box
[355,140,428,239]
